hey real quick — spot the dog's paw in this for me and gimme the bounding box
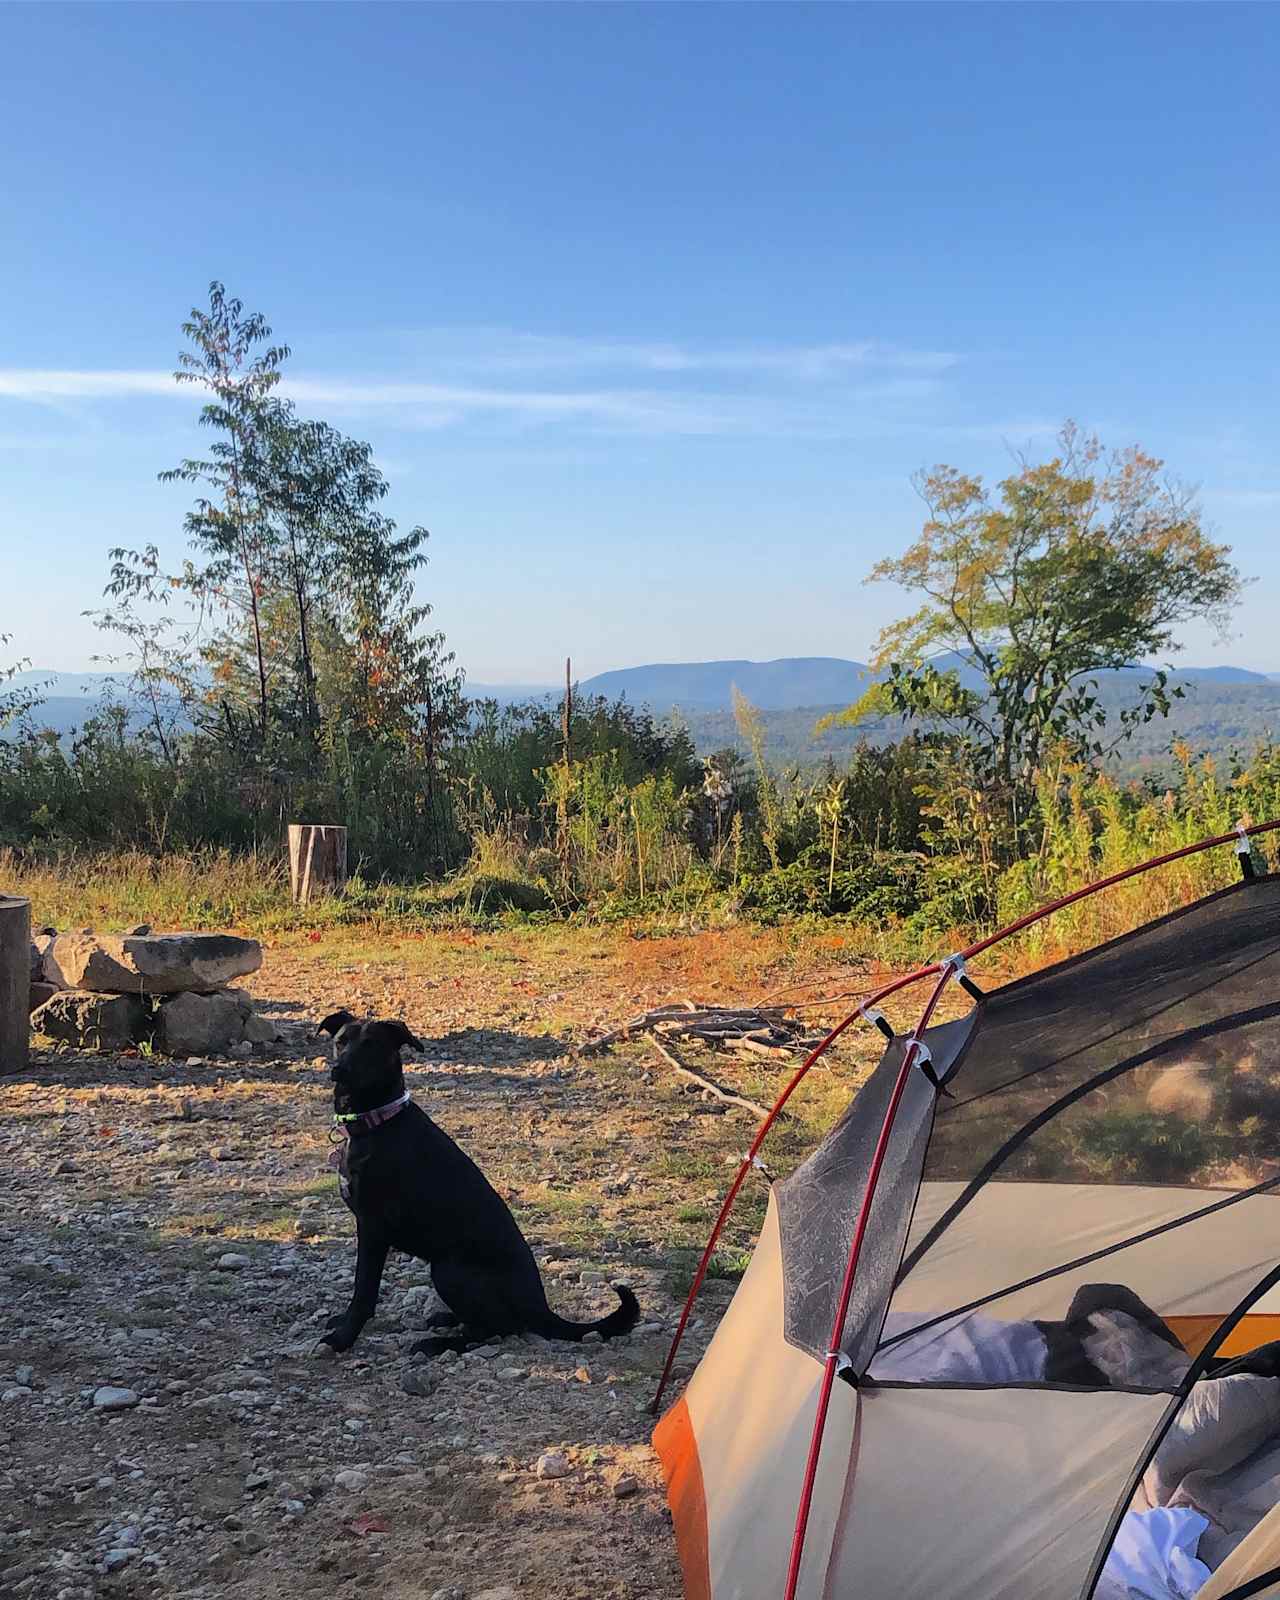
[319,1319,361,1354]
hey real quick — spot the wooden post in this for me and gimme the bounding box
[0,893,31,1075]
[288,825,348,905]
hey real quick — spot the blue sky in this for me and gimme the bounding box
[2,1,1277,682]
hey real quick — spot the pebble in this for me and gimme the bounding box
[15,1364,35,1386]
[400,1368,435,1397]
[535,1450,572,1480]
[1,1385,33,1403]
[215,1252,251,1271]
[92,1386,140,1411]
[244,1469,273,1490]
[103,1549,135,1572]
[475,1588,521,1600]
[496,1366,528,1381]
[613,1473,640,1499]
[429,1589,465,1600]
[334,1470,369,1492]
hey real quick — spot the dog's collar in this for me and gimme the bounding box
[333,1090,411,1133]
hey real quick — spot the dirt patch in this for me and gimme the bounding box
[0,924,946,1600]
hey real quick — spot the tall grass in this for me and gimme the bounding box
[995,746,1280,962]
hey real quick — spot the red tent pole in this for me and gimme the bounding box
[781,966,957,1600]
[649,962,942,1417]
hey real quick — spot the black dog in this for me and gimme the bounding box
[315,1011,640,1356]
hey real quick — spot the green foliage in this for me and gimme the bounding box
[828,423,1243,843]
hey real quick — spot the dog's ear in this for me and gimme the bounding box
[383,1020,423,1052]
[317,1009,357,1038]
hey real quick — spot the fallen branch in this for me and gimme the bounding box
[644,1034,775,1121]
[577,1004,803,1057]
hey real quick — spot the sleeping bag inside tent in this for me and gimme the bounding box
[654,869,1280,1600]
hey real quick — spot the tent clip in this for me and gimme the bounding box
[942,951,985,1001]
[825,1350,854,1381]
[1236,822,1258,880]
[907,1039,953,1097]
[856,1001,894,1041]
[743,1152,775,1184]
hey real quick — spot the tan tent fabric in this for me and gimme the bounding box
[659,1195,857,1600]
[887,1181,1280,1336]
[823,1386,1165,1600]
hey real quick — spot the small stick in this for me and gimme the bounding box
[645,1035,775,1120]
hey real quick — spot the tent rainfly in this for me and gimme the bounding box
[654,823,1280,1600]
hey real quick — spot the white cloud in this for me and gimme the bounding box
[391,327,959,382]
[0,332,960,439]
[0,370,177,400]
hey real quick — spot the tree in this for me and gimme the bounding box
[0,637,44,732]
[829,425,1244,819]
[159,282,289,742]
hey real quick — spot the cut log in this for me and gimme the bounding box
[1,894,32,1075]
[288,824,348,905]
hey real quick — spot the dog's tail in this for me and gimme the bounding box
[537,1284,640,1343]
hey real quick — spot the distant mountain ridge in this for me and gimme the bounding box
[578,656,1274,711]
[14,658,1277,723]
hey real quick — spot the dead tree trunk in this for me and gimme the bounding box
[0,893,31,1075]
[288,825,348,905]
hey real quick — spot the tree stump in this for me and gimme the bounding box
[0,894,31,1075]
[288,825,348,905]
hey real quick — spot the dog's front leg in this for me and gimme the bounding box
[321,1219,390,1353]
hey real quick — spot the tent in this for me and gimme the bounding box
[653,826,1280,1600]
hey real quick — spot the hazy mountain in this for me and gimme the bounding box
[578,655,1272,712]
[580,657,875,709]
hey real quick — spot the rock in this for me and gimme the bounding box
[613,1473,640,1498]
[496,1367,528,1381]
[242,1010,281,1045]
[30,931,59,984]
[103,1549,136,1572]
[474,1589,521,1600]
[92,1386,140,1411]
[429,1589,465,1600]
[1,1385,33,1402]
[400,1368,435,1397]
[29,980,60,1014]
[215,1253,251,1271]
[14,1364,34,1386]
[334,1470,368,1492]
[573,1366,592,1384]
[155,989,258,1056]
[31,991,148,1051]
[535,1451,571,1480]
[44,929,262,994]
[244,1469,272,1490]
[228,1040,254,1060]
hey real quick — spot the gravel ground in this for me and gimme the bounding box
[2,930,860,1600]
